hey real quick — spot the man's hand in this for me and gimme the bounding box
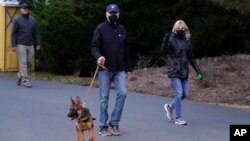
[126,72,137,81]
[36,45,41,51]
[126,72,131,79]
[97,56,105,66]
[12,47,16,52]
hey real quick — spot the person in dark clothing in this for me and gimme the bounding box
[162,20,203,125]
[91,4,131,136]
[11,2,40,88]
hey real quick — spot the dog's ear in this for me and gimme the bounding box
[70,97,76,105]
[75,96,82,107]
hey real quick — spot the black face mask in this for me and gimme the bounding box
[21,13,29,18]
[108,15,118,24]
[176,30,185,39]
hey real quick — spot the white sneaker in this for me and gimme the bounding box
[175,118,187,125]
[98,128,112,136]
[164,104,173,121]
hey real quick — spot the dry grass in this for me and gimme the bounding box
[0,71,98,87]
[1,60,250,110]
[127,60,250,110]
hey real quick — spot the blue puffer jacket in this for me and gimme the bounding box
[163,33,202,79]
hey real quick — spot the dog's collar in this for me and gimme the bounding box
[78,107,91,122]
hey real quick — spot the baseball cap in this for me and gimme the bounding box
[106,4,119,13]
[19,2,30,9]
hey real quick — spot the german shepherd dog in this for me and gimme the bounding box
[67,96,96,141]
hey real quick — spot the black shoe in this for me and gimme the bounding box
[98,127,111,136]
[109,122,121,136]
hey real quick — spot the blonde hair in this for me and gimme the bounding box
[172,20,191,40]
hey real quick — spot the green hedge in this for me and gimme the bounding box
[30,0,250,75]
[33,2,102,75]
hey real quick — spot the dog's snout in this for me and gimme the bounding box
[67,113,72,117]
[67,110,74,117]
[67,108,78,119]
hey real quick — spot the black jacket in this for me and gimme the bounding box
[91,21,131,72]
[163,33,202,78]
[11,14,40,47]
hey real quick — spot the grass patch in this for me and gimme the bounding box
[0,71,96,86]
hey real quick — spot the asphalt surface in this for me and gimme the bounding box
[1,76,250,141]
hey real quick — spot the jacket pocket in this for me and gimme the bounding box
[166,58,180,74]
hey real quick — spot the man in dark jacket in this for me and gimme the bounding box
[91,4,131,136]
[11,2,40,88]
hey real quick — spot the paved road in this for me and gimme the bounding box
[1,76,250,141]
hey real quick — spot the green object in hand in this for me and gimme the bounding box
[196,74,203,80]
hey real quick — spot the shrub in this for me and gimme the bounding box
[33,2,101,75]
[30,0,250,75]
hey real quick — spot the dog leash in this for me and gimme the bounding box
[82,65,109,106]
